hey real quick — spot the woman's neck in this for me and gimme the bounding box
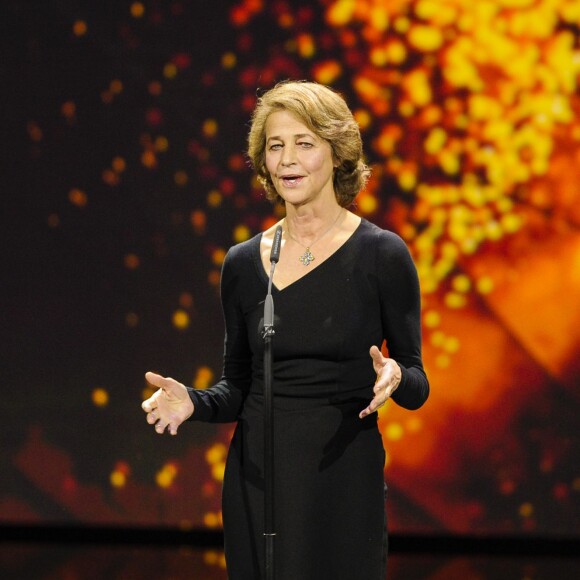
[284,202,345,247]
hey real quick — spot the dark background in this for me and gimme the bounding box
[2,0,579,541]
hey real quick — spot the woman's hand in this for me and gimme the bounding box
[141,372,194,435]
[359,346,402,419]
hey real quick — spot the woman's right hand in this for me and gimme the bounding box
[141,372,194,435]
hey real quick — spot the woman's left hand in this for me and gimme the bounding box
[359,345,402,419]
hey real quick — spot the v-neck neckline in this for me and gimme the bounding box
[255,218,365,293]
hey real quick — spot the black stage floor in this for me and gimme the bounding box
[1,545,578,579]
[1,528,578,579]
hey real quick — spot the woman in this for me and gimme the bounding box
[142,81,429,579]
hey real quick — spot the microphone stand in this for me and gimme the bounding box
[262,225,282,580]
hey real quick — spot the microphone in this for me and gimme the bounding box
[270,225,283,264]
[264,226,283,332]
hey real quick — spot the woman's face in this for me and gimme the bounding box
[264,110,336,207]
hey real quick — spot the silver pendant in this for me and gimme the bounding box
[299,249,315,266]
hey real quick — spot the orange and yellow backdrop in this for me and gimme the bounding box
[3,0,579,548]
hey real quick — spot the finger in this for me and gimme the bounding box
[168,422,178,436]
[142,395,157,413]
[359,401,378,418]
[369,346,388,377]
[369,345,385,366]
[142,372,166,411]
[359,389,390,418]
[146,372,182,400]
[359,399,378,419]
[155,421,166,434]
[146,411,157,425]
[145,371,168,389]
[142,384,166,412]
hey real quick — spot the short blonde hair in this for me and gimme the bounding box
[247,81,370,206]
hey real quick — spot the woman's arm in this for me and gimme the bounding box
[376,230,429,410]
[187,246,252,423]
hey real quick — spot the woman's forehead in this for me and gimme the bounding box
[265,110,315,138]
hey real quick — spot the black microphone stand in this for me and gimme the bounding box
[262,226,282,580]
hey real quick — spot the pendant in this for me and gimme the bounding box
[299,248,315,266]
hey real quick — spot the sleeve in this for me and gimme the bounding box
[187,246,252,423]
[376,230,429,410]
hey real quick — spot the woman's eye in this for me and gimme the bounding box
[269,144,282,151]
[298,142,313,148]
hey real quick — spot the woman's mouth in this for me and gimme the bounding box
[280,175,304,187]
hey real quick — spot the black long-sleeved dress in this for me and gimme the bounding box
[188,218,429,579]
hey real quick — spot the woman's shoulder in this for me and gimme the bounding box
[225,231,262,264]
[357,218,409,254]
[221,232,262,290]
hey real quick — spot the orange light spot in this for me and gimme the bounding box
[101,90,114,105]
[233,224,251,243]
[68,188,88,207]
[27,121,43,142]
[126,312,139,327]
[357,191,378,214]
[73,20,87,37]
[211,463,225,482]
[154,136,169,152]
[190,210,207,234]
[109,79,123,94]
[500,480,516,495]
[221,52,237,69]
[423,310,440,328]
[163,63,177,79]
[156,464,178,489]
[203,512,221,527]
[61,101,76,119]
[519,502,534,518]
[312,60,342,85]
[102,169,120,186]
[110,470,126,488]
[212,248,226,266]
[326,0,356,26]
[141,150,157,169]
[92,388,109,407]
[172,310,190,330]
[124,253,140,269]
[278,13,294,28]
[297,33,315,58]
[385,423,404,441]
[207,190,222,208]
[179,292,194,308]
[202,119,218,138]
[354,109,372,130]
[194,366,214,389]
[228,153,246,171]
[208,270,220,286]
[112,156,126,173]
[174,170,188,186]
[148,81,162,96]
[130,2,145,18]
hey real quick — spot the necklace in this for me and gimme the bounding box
[285,209,345,266]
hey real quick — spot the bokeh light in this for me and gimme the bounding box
[4,0,578,540]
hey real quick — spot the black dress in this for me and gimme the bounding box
[188,219,429,579]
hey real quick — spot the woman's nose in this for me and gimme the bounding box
[280,145,297,166]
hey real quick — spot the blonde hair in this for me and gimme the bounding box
[247,81,370,206]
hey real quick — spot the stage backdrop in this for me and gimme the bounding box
[3,0,579,546]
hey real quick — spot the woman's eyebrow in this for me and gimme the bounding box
[266,133,314,142]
